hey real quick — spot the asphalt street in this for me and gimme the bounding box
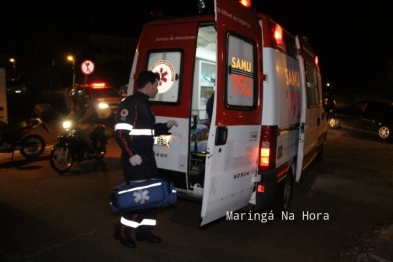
[1,120,393,261]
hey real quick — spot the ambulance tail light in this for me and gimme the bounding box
[239,0,251,7]
[257,184,265,193]
[315,56,319,67]
[274,24,283,47]
[258,125,278,170]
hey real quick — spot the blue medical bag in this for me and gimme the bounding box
[110,179,177,213]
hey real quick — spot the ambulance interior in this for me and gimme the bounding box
[188,25,216,191]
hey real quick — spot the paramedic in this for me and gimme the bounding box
[113,70,178,248]
[67,87,96,155]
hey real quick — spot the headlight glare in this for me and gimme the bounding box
[63,121,72,129]
[98,102,109,109]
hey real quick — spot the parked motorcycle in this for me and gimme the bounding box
[0,118,48,160]
[49,120,107,174]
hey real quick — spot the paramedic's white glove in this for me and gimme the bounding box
[129,155,142,166]
[167,120,178,129]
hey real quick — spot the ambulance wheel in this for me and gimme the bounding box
[271,169,294,216]
[328,117,340,129]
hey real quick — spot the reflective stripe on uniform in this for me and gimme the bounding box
[115,123,133,131]
[129,129,155,136]
[139,219,156,226]
[121,217,156,228]
[121,217,140,228]
[115,123,154,136]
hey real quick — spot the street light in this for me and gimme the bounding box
[9,58,16,77]
[67,55,75,87]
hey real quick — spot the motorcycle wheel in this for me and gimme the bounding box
[20,134,46,158]
[94,135,107,161]
[50,145,74,174]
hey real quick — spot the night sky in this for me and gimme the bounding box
[2,0,393,95]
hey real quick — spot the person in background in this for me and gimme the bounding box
[113,70,178,248]
[67,87,96,156]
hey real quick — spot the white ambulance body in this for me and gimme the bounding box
[127,0,327,226]
[254,15,327,211]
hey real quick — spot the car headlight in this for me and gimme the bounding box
[98,102,109,109]
[63,121,72,129]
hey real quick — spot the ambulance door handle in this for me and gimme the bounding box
[215,126,228,146]
[299,123,305,134]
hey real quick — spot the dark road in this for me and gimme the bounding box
[1,120,393,261]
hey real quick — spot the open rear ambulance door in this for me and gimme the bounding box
[295,35,307,182]
[201,0,262,226]
[295,35,320,182]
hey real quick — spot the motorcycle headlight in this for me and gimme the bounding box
[63,121,72,129]
[98,102,109,109]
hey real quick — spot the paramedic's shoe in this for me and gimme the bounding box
[113,231,136,248]
[136,233,162,244]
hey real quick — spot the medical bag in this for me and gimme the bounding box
[110,178,177,213]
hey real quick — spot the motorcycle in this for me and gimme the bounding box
[0,118,48,160]
[49,120,107,174]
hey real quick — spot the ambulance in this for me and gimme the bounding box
[126,0,327,226]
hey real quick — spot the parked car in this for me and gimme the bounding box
[65,83,122,120]
[6,79,27,95]
[329,100,393,140]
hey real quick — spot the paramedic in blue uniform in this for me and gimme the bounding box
[113,70,178,248]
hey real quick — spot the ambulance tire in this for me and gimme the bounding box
[328,117,340,129]
[271,169,294,216]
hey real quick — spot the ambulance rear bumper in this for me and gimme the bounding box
[255,169,278,212]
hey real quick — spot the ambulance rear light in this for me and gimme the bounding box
[260,144,270,167]
[239,0,251,7]
[257,184,265,193]
[274,24,283,47]
[258,125,278,170]
[315,56,319,67]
